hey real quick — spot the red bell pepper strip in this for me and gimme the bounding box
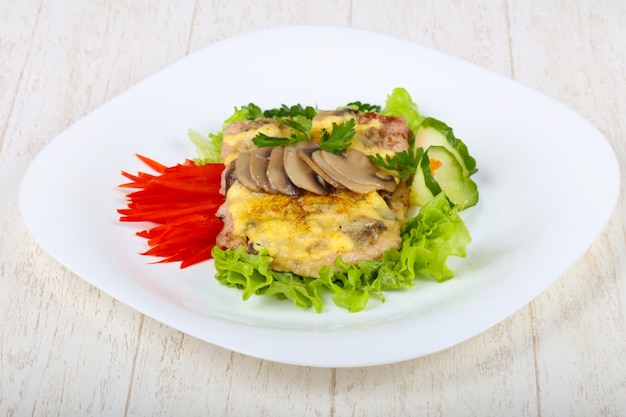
[118,154,225,268]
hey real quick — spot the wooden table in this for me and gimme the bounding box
[2,1,625,415]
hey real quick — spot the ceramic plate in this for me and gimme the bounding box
[19,26,620,367]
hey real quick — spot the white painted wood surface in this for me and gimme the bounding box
[1,0,625,415]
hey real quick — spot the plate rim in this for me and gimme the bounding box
[19,25,621,367]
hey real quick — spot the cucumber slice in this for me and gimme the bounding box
[421,151,442,196]
[415,118,477,177]
[427,146,479,209]
[409,154,435,207]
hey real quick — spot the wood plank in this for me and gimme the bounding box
[0,0,195,415]
[507,1,626,415]
[351,0,513,76]
[1,0,624,416]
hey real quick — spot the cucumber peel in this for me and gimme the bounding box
[427,146,479,209]
[415,118,477,177]
[410,119,479,210]
[410,154,436,206]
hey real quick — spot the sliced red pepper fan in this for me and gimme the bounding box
[118,154,225,268]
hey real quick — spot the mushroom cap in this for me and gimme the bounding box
[267,146,299,196]
[284,142,330,195]
[235,151,262,192]
[296,145,344,189]
[250,146,277,193]
[232,142,395,196]
[223,159,237,194]
[311,149,396,194]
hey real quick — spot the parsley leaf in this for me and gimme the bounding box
[238,103,319,120]
[344,101,382,113]
[238,103,263,120]
[252,133,300,147]
[370,147,423,180]
[263,104,318,119]
[246,103,320,147]
[275,115,312,141]
[319,119,356,154]
[252,115,312,147]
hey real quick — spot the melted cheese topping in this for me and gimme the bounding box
[222,111,398,165]
[222,121,291,164]
[309,111,396,159]
[225,183,401,276]
[220,111,410,277]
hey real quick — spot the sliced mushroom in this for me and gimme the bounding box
[296,145,344,189]
[311,150,371,193]
[235,152,262,192]
[312,149,396,194]
[249,146,276,193]
[341,215,387,245]
[267,146,299,196]
[223,159,237,194]
[233,142,396,196]
[284,142,330,195]
[341,150,396,192]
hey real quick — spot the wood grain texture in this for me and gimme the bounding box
[1,0,624,416]
[507,2,626,416]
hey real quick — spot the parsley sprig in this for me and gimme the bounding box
[252,115,313,147]
[319,119,356,154]
[370,147,423,180]
[249,103,356,151]
[240,103,319,120]
[263,104,318,119]
[344,101,382,112]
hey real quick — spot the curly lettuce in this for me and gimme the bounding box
[381,87,424,134]
[207,89,474,312]
[212,193,471,313]
[190,105,259,164]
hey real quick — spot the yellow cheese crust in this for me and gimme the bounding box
[218,110,411,277]
[225,183,403,277]
[222,111,398,165]
[309,111,396,159]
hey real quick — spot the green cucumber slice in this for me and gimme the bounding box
[409,154,435,207]
[421,151,442,196]
[415,118,477,177]
[427,146,479,209]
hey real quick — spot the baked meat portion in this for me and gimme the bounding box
[215,109,412,278]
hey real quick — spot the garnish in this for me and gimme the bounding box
[191,104,260,165]
[275,115,312,142]
[252,115,312,147]
[381,87,424,134]
[344,101,382,112]
[118,87,479,313]
[252,115,356,152]
[118,154,225,268]
[263,103,318,119]
[318,119,356,154]
[371,147,423,180]
[250,134,299,147]
[242,103,264,120]
[188,129,222,164]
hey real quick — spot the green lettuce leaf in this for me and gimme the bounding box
[397,192,471,282]
[203,90,473,312]
[212,245,325,312]
[211,192,471,313]
[381,87,424,134]
[191,105,257,165]
[188,129,222,164]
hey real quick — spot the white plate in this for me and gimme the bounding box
[20,26,620,367]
